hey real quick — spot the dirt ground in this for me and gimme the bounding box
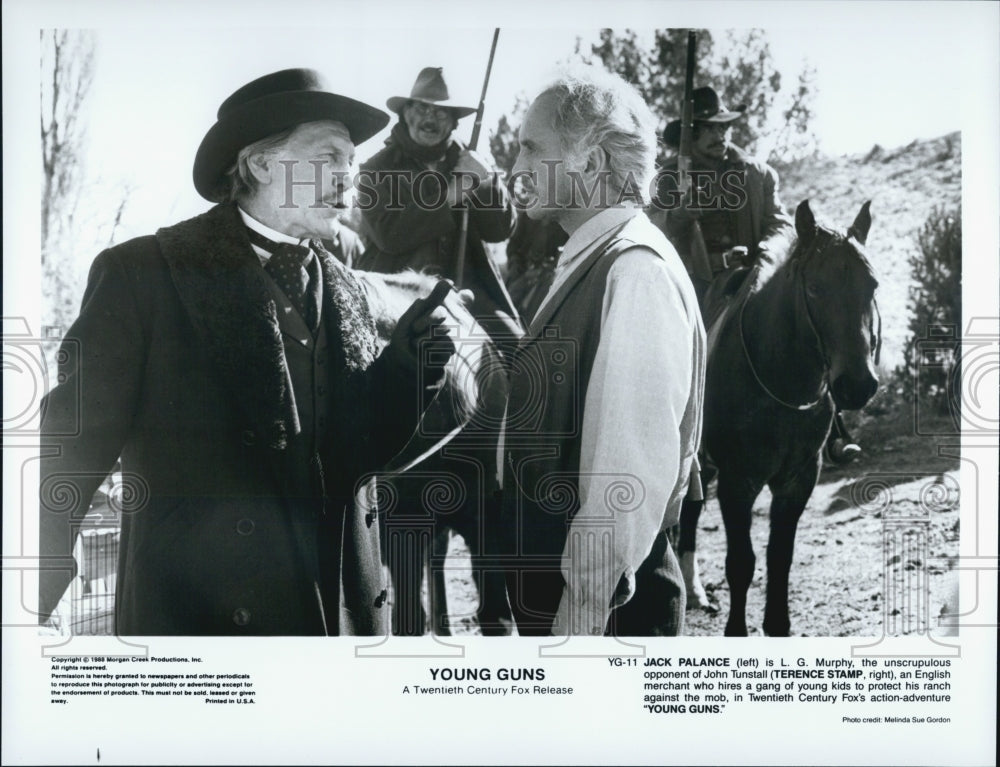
[437,412,962,638]
[59,413,961,639]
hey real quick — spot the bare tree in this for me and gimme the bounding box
[40,30,128,348]
[41,30,93,334]
[41,30,94,248]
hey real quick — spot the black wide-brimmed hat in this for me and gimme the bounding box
[662,86,746,148]
[385,67,477,118]
[193,68,389,201]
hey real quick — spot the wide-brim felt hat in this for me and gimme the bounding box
[663,86,746,148]
[193,68,390,201]
[385,67,477,118]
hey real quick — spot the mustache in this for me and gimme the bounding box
[320,187,350,208]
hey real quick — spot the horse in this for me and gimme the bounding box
[678,199,881,636]
[356,269,515,635]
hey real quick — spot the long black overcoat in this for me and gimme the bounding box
[39,203,419,635]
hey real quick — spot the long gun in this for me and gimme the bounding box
[678,31,713,284]
[455,27,500,288]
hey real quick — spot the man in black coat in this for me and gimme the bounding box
[38,68,458,636]
[356,66,522,350]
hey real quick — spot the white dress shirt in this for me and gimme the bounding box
[238,207,313,266]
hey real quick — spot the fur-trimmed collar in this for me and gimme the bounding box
[155,203,380,450]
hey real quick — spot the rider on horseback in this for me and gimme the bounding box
[653,86,790,301]
[650,86,861,467]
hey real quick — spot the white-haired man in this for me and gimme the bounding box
[38,69,457,636]
[498,67,706,636]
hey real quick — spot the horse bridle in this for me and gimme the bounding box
[738,229,881,411]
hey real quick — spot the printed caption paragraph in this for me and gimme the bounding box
[49,656,257,705]
[624,655,953,720]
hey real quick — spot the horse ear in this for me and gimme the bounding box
[848,200,873,245]
[795,199,817,245]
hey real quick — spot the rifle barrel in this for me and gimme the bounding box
[679,31,698,195]
[678,30,713,284]
[455,27,501,288]
[469,28,500,150]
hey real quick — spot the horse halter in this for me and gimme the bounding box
[739,228,880,411]
[738,281,829,411]
[799,235,834,365]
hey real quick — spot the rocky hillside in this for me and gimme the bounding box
[774,132,962,375]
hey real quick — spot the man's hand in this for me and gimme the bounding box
[453,149,493,183]
[722,245,750,269]
[552,583,614,638]
[450,150,496,205]
[386,280,473,383]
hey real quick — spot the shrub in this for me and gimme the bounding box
[893,206,962,415]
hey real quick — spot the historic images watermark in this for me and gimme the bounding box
[271,159,751,213]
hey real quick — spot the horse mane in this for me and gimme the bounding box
[750,227,796,289]
[370,269,441,295]
[355,268,440,342]
[751,219,875,292]
[353,267,489,427]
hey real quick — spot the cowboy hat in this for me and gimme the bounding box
[662,86,746,148]
[385,67,477,118]
[193,68,389,201]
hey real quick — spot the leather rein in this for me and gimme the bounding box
[737,231,881,411]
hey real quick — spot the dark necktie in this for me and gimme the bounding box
[246,227,319,332]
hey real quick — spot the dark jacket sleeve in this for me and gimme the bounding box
[752,161,794,260]
[360,150,514,254]
[359,153,458,255]
[39,248,146,621]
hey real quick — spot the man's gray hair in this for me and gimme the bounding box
[539,65,658,205]
[214,127,298,203]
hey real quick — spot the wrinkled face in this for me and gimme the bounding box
[801,238,880,410]
[692,121,732,163]
[402,101,456,147]
[512,92,583,224]
[250,120,355,239]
